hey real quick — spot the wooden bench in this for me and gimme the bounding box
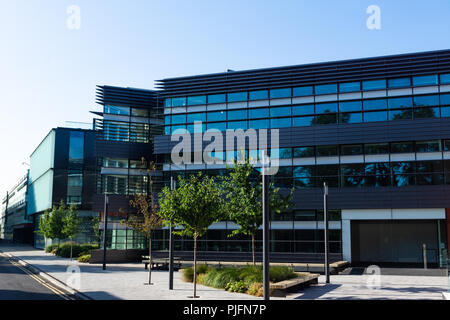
[142,256,183,270]
[271,273,319,297]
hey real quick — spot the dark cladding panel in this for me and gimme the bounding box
[289,185,450,210]
[156,49,450,96]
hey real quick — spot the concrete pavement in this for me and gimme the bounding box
[0,244,259,300]
[289,272,448,300]
[1,244,448,300]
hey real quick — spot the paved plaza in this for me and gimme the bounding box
[0,244,448,300]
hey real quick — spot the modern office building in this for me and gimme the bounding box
[92,49,450,267]
[27,127,99,248]
[1,172,32,243]
[91,86,164,251]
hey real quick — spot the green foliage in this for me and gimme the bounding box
[38,210,52,239]
[181,264,210,282]
[246,282,263,297]
[54,243,99,258]
[182,265,296,289]
[225,280,248,293]
[222,158,294,263]
[63,204,80,240]
[38,200,74,244]
[91,215,100,243]
[77,254,91,263]
[158,173,226,239]
[44,244,59,253]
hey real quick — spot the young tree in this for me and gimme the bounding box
[158,173,226,298]
[91,215,100,245]
[37,209,53,244]
[63,204,80,261]
[222,157,294,265]
[38,201,67,247]
[121,163,163,285]
[51,200,69,246]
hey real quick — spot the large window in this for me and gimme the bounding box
[104,105,130,116]
[68,131,84,165]
[270,88,291,99]
[228,109,247,120]
[187,96,206,106]
[362,79,386,91]
[293,104,314,116]
[228,92,248,102]
[339,101,362,112]
[208,94,226,104]
[270,106,291,117]
[207,111,226,122]
[315,83,337,95]
[249,90,268,100]
[339,82,360,93]
[363,99,387,111]
[413,75,438,86]
[293,86,313,96]
[388,77,411,88]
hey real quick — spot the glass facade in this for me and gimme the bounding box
[164,84,450,134]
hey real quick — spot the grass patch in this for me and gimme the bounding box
[181,265,297,296]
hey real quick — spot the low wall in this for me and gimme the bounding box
[90,249,147,263]
[90,249,342,264]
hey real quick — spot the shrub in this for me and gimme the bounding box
[181,264,210,282]
[54,243,99,258]
[246,282,263,296]
[77,254,91,263]
[225,280,248,293]
[238,265,263,283]
[269,266,296,283]
[45,244,59,254]
[196,273,207,285]
[203,267,240,289]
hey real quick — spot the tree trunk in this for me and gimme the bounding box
[251,233,256,265]
[193,233,198,298]
[148,235,152,285]
[70,240,73,261]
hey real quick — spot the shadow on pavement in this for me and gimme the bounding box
[293,284,342,300]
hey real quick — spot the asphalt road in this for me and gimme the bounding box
[0,254,74,300]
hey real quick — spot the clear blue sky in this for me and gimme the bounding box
[1,0,449,197]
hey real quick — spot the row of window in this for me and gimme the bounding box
[162,140,450,165]
[98,175,164,195]
[102,229,341,253]
[164,160,450,188]
[103,105,158,117]
[102,121,163,143]
[165,93,450,125]
[165,74,450,107]
[191,140,450,161]
[164,106,450,133]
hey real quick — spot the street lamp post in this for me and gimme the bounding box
[169,177,175,290]
[323,182,330,284]
[262,151,270,301]
[102,194,109,271]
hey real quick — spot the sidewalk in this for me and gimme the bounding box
[0,244,259,300]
